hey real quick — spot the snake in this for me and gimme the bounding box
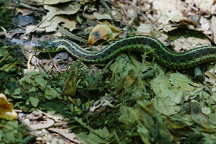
[37,35,216,69]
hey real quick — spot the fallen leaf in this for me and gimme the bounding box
[211,16,216,43]
[153,0,184,24]
[44,3,81,20]
[195,0,214,12]
[27,118,55,130]
[93,12,112,20]
[0,93,17,120]
[39,16,76,32]
[88,21,122,45]
[172,36,211,52]
[137,23,154,34]
[151,72,198,115]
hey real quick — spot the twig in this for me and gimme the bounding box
[17,1,44,12]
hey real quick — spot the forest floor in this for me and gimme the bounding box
[1,0,216,143]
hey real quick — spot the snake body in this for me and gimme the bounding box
[38,35,216,69]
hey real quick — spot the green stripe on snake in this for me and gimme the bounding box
[37,35,216,69]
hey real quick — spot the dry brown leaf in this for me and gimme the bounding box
[34,3,79,32]
[93,12,112,20]
[211,16,216,43]
[44,3,81,20]
[25,2,79,33]
[27,118,55,130]
[153,0,184,24]
[205,70,216,84]
[137,23,154,34]
[172,37,211,52]
[39,16,76,32]
[193,0,214,12]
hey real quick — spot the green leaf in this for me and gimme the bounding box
[29,97,39,107]
[45,87,60,99]
[150,72,199,116]
[78,128,113,144]
[0,48,9,56]
[35,76,47,88]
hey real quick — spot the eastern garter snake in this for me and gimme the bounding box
[37,35,216,69]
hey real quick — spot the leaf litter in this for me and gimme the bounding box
[2,0,216,143]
